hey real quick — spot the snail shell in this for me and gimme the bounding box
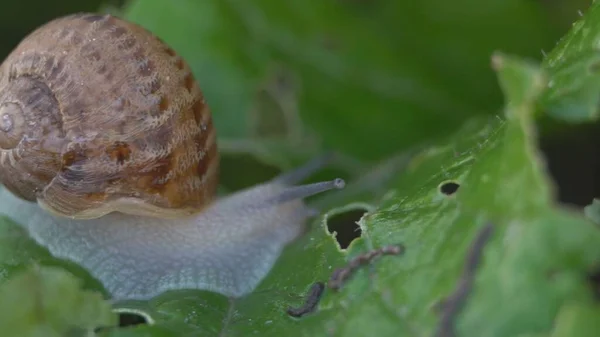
[0,13,218,219]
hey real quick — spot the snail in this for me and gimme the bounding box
[0,13,345,301]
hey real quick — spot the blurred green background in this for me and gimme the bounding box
[0,0,595,204]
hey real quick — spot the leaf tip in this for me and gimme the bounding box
[491,51,546,112]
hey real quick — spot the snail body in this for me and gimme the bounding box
[0,13,344,300]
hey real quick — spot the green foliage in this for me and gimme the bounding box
[0,0,599,337]
[123,0,560,162]
[0,266,115,337]
[542,2,600,122]
[359,54,600,337]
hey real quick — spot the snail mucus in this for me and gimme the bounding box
[0,13,345,301]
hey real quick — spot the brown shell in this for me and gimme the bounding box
[0,13,219,219]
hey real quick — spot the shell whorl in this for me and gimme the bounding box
[0,13,218,219]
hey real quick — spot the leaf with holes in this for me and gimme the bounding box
[335,55,600,336]
[0,265,115,336]
[94,55,600,336]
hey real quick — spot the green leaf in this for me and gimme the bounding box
[541,0,600,122]
[550,304,600,337]
[96,55,600,336]
[123,0,558,161]
[0,265,115,337]
[349,55,600,336]
[492,53,547,114]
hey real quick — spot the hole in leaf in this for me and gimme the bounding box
[112,308,154,328]
[327,208,366,249]
[118,312,148,327]
[439,181,460,195]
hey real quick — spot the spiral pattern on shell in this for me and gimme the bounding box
[0,13,218,219]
